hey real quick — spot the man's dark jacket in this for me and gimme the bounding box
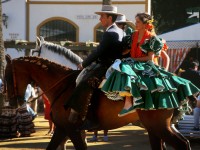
[82,23,124,68]
[65,24,124,115]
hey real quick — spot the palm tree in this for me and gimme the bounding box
[0,0,6,113]
[103,0,112,5]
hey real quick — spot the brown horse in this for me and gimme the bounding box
[5,55,191,150]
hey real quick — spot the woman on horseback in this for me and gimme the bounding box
[101,12,199,117]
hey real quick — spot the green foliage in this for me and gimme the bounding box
[103,0,112,5]
[152,0,200,34]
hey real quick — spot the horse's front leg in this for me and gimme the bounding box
[148,131,165,150]
[68,130,87,150]
[171,124,191,150]
[46,128,68,150]
[57,136,69,150]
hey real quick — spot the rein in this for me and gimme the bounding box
[27,71,74,103]
[12,58,76,107]
[11,61,74,108]
[12,63,18,101]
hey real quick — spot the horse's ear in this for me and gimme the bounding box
[5,54,12,64]
[40,36,45,46]
[36,36,41,46]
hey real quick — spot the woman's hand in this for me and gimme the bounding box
[122,49,131,55]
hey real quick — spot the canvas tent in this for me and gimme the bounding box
[159,23,200,72]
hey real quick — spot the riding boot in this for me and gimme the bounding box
[64,64,106,127]
[68,91,92,124]
[78,77,101,130]
[64,79,94,124]
[68,109,79,124]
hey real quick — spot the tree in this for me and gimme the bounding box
[0,0,6,113]
[152,0,200,34]
[102,0,112,5]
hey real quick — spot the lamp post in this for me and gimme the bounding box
[2,13,8,28]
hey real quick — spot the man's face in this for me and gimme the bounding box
[117,23,126,30]
[99,13,111,28]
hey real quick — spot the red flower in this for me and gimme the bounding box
[145,24,154,31]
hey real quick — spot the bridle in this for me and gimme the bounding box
[28,71,74,107]
[11,62,75,108]
[10,62,20,102]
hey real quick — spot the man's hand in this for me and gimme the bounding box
[77,63,83,70]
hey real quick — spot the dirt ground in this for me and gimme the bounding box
[0,114,200,150]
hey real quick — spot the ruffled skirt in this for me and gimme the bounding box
[101,58,199,110]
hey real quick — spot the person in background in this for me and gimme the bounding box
[0,78,3,93]
[89,130,109,142]
[181,60,200,89]
[181,60,200,131]
[42,94,55,135]
[31,85,39,114]
[115,14,134,36]
[24,83,37,119]
[193,94,200,131]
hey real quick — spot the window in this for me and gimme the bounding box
[37,17,78,42]
[94,23,105,42]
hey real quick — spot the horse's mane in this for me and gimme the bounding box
[41,41,83,65]
[13,56,72,72]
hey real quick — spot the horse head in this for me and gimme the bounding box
[5,55,33,107]
[31,36,83,70]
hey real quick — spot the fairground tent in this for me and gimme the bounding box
[159,23,200,72]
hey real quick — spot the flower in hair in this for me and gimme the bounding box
[147,18,154,24]
[146,23,154,31]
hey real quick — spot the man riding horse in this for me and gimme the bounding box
[64,5,124,129]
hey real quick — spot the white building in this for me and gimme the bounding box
[2,0,151,58]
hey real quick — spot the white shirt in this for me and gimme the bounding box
[24,84,36,101]
[106,23,115,31]
[197,95,200,101]
[0,79,2,87]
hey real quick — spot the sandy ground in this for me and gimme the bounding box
[0,114,200,150]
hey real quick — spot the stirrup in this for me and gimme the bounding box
[118,106,136,117]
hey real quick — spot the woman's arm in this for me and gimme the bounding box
[160,50,170,71]
[133,51,154,62]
